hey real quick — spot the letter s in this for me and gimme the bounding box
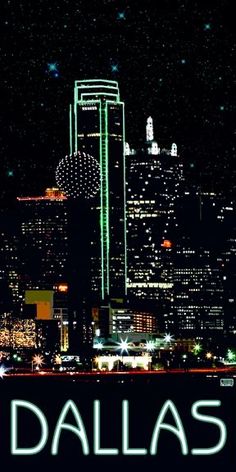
[191,400,227,455]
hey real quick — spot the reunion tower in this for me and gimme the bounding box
[56,151,100,357]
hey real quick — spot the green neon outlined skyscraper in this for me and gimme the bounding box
[69,79,127,300]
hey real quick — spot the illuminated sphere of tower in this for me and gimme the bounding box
[55,151,100,200]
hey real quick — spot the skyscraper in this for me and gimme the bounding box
[17,188,68,292]
[126,117,183,329]
[126,118,225,337]
[0,207,20,312]
[172,190,226,336]
[69,80,127,300]
[15,186,96,354]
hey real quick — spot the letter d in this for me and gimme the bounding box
[11,400,48,455]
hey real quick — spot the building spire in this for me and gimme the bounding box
[146,117,160,155]
[171,143,178,157]
[125,142,131,155]
[146,116,154,142]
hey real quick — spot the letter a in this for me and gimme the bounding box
[51,400,89,455]
[150,400,188,455]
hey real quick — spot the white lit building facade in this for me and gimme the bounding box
[126,118,225,337]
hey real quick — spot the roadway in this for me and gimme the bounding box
[3,366,236,377]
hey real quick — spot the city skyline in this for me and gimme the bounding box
[1,4,236,470]
[0,0,235,367]
[0,83,236,364]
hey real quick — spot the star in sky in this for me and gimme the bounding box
[111,63,119,73]
[47,62,59,77]
[7,170,14,177]
[117,11,126,20]
[47,62,58,72]
[0,1,234,201]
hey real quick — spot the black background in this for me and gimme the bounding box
[0,0,235,201]
[1,375,236,469]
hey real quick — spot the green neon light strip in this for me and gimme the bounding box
[75,95,108,299]
[122,102,127,295]
[99,102,105,299]
[104,101,110,295]
[76,79,118,86]
[78,85,119,90]
[81,92,119,101]
[69,104,72,155]
[74,83,79,104]
[74,84,78,153]
[99,100,110,298]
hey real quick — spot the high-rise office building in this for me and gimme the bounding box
[93,300,157,338]
[0,208,20,311]
[126,117,183,328]
[69,79,127,300]
[109,308,157,336]
[173,238,224,335]
[16,187,72,352]
[126,118,225,336]
[220,201,236,334]
[17,188,68,292]
[172,190,226,336]
[14,187,94,354]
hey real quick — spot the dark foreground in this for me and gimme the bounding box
[1,372,236,469]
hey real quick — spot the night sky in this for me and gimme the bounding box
[0,0,235,202]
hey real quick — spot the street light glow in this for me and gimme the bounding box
[145,341,155,351]
[0,365,9,379]
[118,338,129,353]
[32,354,45,368]
[164,333,174,343]
[227,349,235,361]
[206,352,213,359]
[94,342,104,350]
[193,343,202,355]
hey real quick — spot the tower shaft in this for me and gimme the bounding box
[69,80,127,300]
